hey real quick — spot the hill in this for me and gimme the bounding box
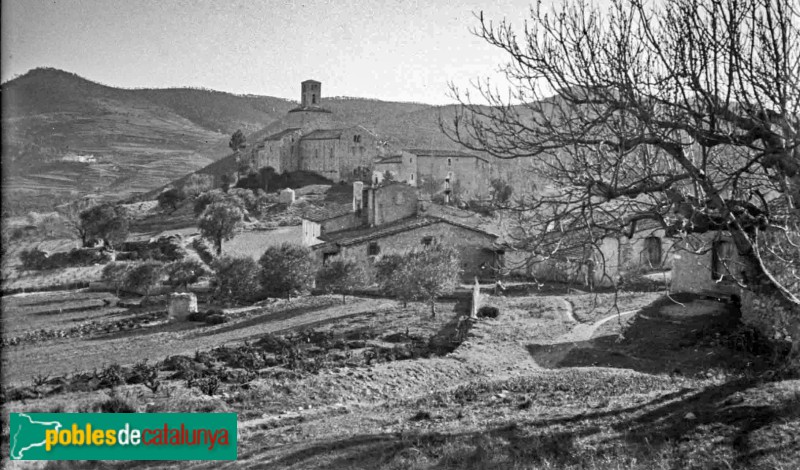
[0,68,295,213]
[1,68,462,213]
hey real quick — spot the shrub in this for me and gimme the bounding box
[123,261,165,302]
[129,360,161,393]
[157,187,184,213]
[316,256,369,303]
[187,310,208,322]
[211,256,260,303]
[259,243,314,300]
[19,248,48,270]
[205,314,227,325]
[181,173,214,198]
[191,237,216,265]
[102,262,134,295]
[196,376,221,396]
[165,259,207,291]
[477,306,500,318]
[95,394,138,413]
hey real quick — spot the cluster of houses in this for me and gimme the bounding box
[195,79,750,292]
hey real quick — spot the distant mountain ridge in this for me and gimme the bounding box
[0,68,468,213]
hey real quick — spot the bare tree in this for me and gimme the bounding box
[444,0,799,308]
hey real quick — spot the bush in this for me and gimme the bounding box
[211,256,260,303]
[187,311,208,322]
[191,237,216,265]
[259,243,314,300]
[205,314,227,325]
[102,262,135,295]
[165,259,207,290]
[316,256,369,303]
[94,394,138,413]
[122,261,165,301]
[19,248,48,270]
[477,306,500,318]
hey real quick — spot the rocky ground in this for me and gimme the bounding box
[3,289,797,469]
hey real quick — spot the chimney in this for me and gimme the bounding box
[353,181,364,212]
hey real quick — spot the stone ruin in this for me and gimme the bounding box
[168,292,198,321]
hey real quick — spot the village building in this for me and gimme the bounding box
[406,149,493,200]
[506,221,672,286]
[301,182,502,280]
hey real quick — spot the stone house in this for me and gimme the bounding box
[372,150,418,187]
[670,232,748,296]
[301,181,419,246]
[407,149,493,200]
[508,221,673,286]
[301,181,502,280]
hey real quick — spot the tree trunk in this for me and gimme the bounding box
[430,301,436,318]
[216,239,222,256]
[342,293,347,304]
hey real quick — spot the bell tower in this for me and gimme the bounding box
[301,80,321,107]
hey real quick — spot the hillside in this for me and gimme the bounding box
[1,68,464,213]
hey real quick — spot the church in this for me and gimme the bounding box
[232,80,491,200]
[244,80,380,183]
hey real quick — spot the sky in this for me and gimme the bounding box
[0,0,565,105]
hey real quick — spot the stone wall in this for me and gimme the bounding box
[370,183,418,227]
[670,234,743,296]
[336,221,498,280]
[740,288,800,346]
[416,155,492,199]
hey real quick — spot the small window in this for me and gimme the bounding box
[354,135,361,143]
[312,94,317,104]
[448,158,452,166]
[410,174,414,181]
[368,242,380,256]
[422,236,433,246]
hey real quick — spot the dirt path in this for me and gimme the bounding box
[2,297,394,385]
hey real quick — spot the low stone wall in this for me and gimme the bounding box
[740,288,800,345]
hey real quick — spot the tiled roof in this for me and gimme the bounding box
[404,148,489,162]
[301,129,345,140]
[263,128,301,141]
[317,216,498,247]
[288,106,332,114]
[375,155,403,164]
[301,204,354,222]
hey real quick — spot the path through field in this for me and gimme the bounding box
[2,296,394,385]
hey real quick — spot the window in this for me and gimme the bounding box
[712,240,735,280]
[354,135,361,143]
[410,174,414,181]
[312,94,317,104]
[421,236,433,246]
[448,158,452,166]
[644,236,662,267]
[367,242,380,256]
[330,148,334,159]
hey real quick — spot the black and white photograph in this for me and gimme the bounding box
[1,0,799,467]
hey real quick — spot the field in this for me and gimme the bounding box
[1,284,798,469]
